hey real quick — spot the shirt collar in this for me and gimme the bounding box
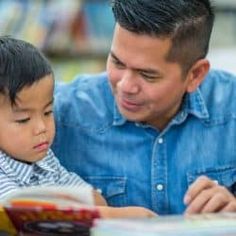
[0,150,57,185]
[182,88,209,119]
[35,149,57,172]
[112,88,209,127]
[112,103,127,126]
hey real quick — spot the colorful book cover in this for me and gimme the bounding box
[0,186,100,235]
[0,206,16,235]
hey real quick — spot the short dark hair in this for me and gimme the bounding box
[0,37,53,104]
[111,0,215,74]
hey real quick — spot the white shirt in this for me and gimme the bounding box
[0,149,92,199]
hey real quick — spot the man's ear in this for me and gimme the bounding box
[186,59,210,93]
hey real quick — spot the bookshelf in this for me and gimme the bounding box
[0,0,115,82]
[208,0,236,74]
[0,0,235,79]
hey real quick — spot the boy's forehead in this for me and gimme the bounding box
[18,75,53,94]
[0,74,54,105]
[0,94,18,116]
[12,76,54,110]
[0,93,10,107]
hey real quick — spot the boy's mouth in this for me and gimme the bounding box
[33,142,49,152]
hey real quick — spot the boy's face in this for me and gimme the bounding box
[0,75,55,163]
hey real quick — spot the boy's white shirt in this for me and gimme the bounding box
[0,149,93,204]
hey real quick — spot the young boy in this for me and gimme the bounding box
[0,36,100,199]
[0,37,155,218]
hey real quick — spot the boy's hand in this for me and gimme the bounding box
[93,189,156,218]
[184,175,236,214]
[93,190,107,206]
[97,206,157,218]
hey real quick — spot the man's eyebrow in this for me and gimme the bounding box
[137,68,160,74]
[110,51,123,63]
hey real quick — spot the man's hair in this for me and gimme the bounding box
[0,37,53,104]
[111,0,215,74]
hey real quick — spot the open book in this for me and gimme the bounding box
[0,186,100,236]
[92,213,236,236]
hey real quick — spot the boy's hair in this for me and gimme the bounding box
[111,0,215,75]
[0,37,53,104]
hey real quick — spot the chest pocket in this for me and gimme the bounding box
[83,176,127,206]
[187,166,236,196]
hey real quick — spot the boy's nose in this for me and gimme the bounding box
[34,119,47,135]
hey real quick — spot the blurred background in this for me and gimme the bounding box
[0,0,235,82]
[208,0,236,75]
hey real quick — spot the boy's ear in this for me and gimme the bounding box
[186,59,210,93]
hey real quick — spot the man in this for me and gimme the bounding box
[52,0,236,215]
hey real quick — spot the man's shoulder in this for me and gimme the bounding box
[55,72,112,104]
[72,71,108,87]
[200,69,236,115]
[54,72,114,126]
[55,72,109,93]
[202,69,236,95]
[205,69,236,84]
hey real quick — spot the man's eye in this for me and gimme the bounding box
[15,118,30,124]
[112,59,125,69]
[44,110,53,116]
[141,74,158,82]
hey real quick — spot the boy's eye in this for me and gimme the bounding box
[15,118,30,124]
[44,110,53,116]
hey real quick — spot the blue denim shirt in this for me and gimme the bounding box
[52,70,236,215]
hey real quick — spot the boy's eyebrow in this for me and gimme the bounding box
[44,99,54,108]
[13,99,54,112]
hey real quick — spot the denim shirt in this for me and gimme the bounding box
[52,70,236,215]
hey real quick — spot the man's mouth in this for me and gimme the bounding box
[119,97,142,112]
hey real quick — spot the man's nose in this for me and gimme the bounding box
[119,70,139,94]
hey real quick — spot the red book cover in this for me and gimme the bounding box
[0,186,100,235]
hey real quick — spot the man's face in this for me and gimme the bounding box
[107,24,193,130]
[0,75,55,163]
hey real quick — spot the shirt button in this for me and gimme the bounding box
[158,138,163,144]
[156,184,164,191]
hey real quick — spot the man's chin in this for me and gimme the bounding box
[120,110,144,122]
